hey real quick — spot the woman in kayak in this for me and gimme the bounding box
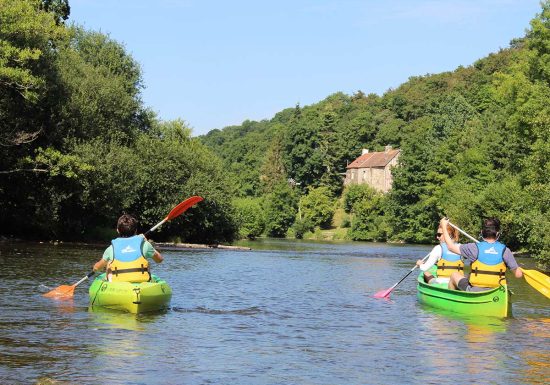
[92,214,164,282]
[440,217,522,291]
[416,223,462,284]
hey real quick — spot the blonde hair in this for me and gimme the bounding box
[447,224,459,242]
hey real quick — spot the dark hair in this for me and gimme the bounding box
[481,218,500,238]
[117,214,138,237]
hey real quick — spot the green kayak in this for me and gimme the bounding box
[416,273,511,318]
[89,273,172,314]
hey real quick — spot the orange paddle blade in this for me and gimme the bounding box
[43,284,75,298]
[166,196,203,221]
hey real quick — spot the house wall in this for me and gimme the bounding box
[344,154,399,192]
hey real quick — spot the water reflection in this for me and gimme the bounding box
[518,318,550,384]
[1,239,549,385]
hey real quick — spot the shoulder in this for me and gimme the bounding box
[141,240,156,257]
[102,245,114,261]
[459,243,478,257]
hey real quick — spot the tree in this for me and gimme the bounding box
[233,197,265,239]
[263,181,298,237]
[298,186,336,230]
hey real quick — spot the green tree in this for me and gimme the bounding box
[233,197,265,239]
[264,181,298,237]
[298,186,336,230]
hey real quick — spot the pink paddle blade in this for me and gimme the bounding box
[373,288,393,298]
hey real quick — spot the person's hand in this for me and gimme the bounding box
[416,259,424,267]
[440,217,449,228]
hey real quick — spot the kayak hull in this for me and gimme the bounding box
[89,273,172,314]
[416,273,511,318]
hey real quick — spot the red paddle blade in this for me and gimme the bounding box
[43,285,75,298]
[166,196,203,221]
[373,287,393,299]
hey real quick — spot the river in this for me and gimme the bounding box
[0,239,548,385]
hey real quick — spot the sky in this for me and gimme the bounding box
[70,0,542,136]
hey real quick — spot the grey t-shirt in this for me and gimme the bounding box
[459,242,519,270]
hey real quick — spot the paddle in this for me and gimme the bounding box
[374,252,430,298]
[43,271,95,298]
[522,269,550,299]
[44,195,204,299]
[144,195,204,238]
[447,219,550,300]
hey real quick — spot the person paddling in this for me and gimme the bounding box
[440,217,522,291]
[93,214,164,282]
[416,223,462,284]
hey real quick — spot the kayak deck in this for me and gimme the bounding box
[416,273,511,318]
[89,273,172,314]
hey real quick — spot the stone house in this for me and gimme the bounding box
[344,146,400,193]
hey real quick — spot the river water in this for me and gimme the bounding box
[0,239,548,385]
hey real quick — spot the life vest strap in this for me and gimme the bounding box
[472,268,505,276]
[438,265,464,271]
[112,265,149,276]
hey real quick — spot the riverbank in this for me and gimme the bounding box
[155,242,252,251]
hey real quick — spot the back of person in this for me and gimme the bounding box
[93,214,163,283]
[109,235,150,283]
[435,243,463,278]
[469,240,507,288]
[442,217,522,292]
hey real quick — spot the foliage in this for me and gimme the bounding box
[297,186,336,230]
[263,181,298,237]
[343,185,389,241]
[0,4,238,243]
[198,2,550,265]
[1,1,550,266]
[233,197,265,239]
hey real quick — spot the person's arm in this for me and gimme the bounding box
[503,248,523,278]
[439,218,461,255]
[152,250,164,263]
[417,245,442,271]
[142,238,164,263]
[93,246,112,272]
[93,258,107,272]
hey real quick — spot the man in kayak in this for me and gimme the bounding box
[92,214,164,282]
[440,217,522,291]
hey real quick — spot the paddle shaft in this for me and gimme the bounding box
[385,252,431,293]
[144,219,166,237]
[447,221,478,243]
[75,271,95,287]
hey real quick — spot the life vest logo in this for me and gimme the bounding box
[484,247,499,255]
[121,245,137,253]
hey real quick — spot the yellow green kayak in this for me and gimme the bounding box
[89,273,172,313]
[416,273,511,318]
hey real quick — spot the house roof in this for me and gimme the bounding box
[347,149,400,169]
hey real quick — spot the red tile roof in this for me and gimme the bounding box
[347,149,400,169]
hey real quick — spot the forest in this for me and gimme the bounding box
[1,1,549,267]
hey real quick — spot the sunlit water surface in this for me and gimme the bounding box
[0,239,548,384]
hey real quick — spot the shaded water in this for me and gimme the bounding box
[0,239,548,385]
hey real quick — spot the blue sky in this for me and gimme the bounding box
[70,0,542,136]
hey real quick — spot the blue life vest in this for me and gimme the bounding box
[436,243,463,277]
[110,235,150,282]
[112,235,144,262]
[470,241,507,288]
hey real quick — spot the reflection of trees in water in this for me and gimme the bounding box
[520,318,550,384]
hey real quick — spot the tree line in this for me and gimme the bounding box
[201,2,550,268]
[1,1,548,268]
[0,0,237,243]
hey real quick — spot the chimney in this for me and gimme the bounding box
[385,145,392,153]
[362,149,369,155]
